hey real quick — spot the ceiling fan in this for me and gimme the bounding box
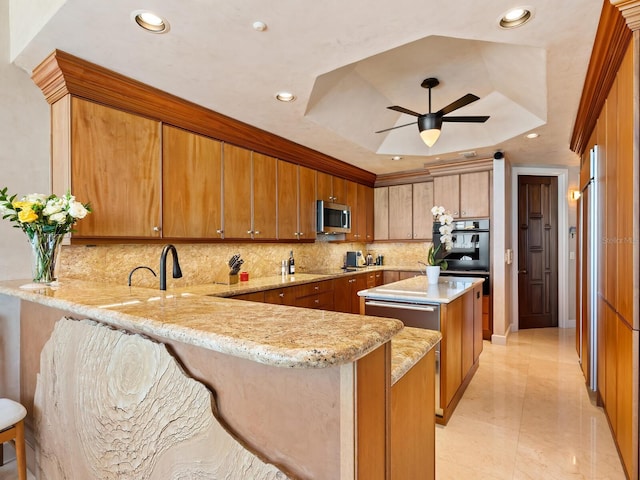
[376,77,489,147]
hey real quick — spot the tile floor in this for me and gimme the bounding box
[436,327,627,480]
[0,327,627,479]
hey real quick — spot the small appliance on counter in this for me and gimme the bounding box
[346,251,358,267]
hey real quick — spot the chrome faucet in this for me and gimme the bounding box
[159,244,183,290]
[128,265,157,286]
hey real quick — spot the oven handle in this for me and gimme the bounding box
[365,300,437,312]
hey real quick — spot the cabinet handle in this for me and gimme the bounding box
[152,226,161,232]
[454,211,459,216]
[407,233,412,238]
[216,229,224,234]
[254,230,260,235]
[247,230,253,234]
[314,285,319,290]
[462,211,466,216]
[315,299,320,304]
[299,232,304,236]
[279,293,285,298]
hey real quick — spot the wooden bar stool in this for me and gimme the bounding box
[0,398,27,480]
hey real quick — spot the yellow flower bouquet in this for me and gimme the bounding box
[0,188,91,284]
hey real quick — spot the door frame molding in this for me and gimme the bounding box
[510,166,569,331]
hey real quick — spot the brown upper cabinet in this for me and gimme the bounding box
[412,182,434,239]
[345,181,373,242]
[317,172,347,204]
[69,98,162,238]
[433,171,490,219]
[163,125,223,239]
[277,161,317,241]
[223,144,277,240]
[388,184,413,240]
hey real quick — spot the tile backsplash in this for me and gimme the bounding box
[58,241,431,289]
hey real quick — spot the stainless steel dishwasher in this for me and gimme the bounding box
[364,298,442,416]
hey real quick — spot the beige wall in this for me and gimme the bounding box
[0,0,50,403]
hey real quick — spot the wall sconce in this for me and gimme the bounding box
[570,190,581,201]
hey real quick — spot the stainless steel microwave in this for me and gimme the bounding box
[317,200,351,234]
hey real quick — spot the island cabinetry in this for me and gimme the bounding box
[277,161,317,241]
[65,97,162,238]
[162,125,223,238]
[317,172,347,204]
[433,171,490,219]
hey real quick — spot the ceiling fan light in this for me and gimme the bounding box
[420,128,441,148]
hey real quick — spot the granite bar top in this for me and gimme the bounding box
[390,327,441,385]
[357,275,484,304]
[0,278,403,369]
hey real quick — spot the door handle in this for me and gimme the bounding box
[518,269,527,274]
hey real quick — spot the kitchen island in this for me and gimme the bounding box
[358,275,484,425]
[0,277,442,479]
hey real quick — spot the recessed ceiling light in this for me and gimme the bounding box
[391,156,403,161]
[252,21,267,32]
[275,92,296,102]
[132,10,169,33]
[526,132,539,139]
[499,7,532,29]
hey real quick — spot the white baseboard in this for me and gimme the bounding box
[563,318,576,329]
[491,323,512,345]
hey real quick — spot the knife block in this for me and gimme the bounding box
[213,266,238,285]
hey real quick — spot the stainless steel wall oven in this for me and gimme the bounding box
[433,219,490,272]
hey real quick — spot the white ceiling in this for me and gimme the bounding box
[11,0,603,175]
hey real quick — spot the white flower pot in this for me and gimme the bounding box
[426,265,440,285]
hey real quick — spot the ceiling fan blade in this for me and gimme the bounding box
[442,115,490,123]
[387,105,423,117]
[375,121,417,133]
[436,93,480,116]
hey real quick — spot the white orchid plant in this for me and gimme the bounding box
[427,205,454,269]
[0,188,91,240]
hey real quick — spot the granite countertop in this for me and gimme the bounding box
[357,275,484,304]
[390,327,441,385]
[0,278,403,369]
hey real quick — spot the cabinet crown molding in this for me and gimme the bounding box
[611,0,640,30]
[31,50,376,186]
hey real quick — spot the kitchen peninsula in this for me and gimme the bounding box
[0,275,444,479]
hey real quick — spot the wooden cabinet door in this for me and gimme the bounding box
[442,297,463,409]
[364,185,375,242]
[277,160,298,240]
[345,180,359,241]
[264,287,297,306]
[473,285,483,363]
[223,144,252,239]
[333,276,352,313]
[461,290,474,376]
[460,171,490,218]
[351,274,368,314]
[71,98,161,238]
[388,184,413,240]
[412,182,434,239]
[356,184,368,241]
[162,125,222,238]
[298,165,317,240]
[332,177,347,204]
[433,175,460,218]
[317,171,333,202]
[374,187,389,240]
[252,152,277,239]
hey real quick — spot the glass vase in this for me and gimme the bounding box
[28,232,64,284]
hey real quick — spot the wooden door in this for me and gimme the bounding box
[365,186,375,242]
[71,98,161,238]
[162,126,222,238]
[388,184,413,240]
[517,175,558,328]
[433,175,460,218]
[277,160,298,240]
[317,172,333,202]
[252,152,277,239]
[223,144,252,239]
[356,184,368,241]
[412,182,434,239]
[374,187,389,240]
[460,171,490,218]
[345,180,359,241]
[298,165,317,240]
